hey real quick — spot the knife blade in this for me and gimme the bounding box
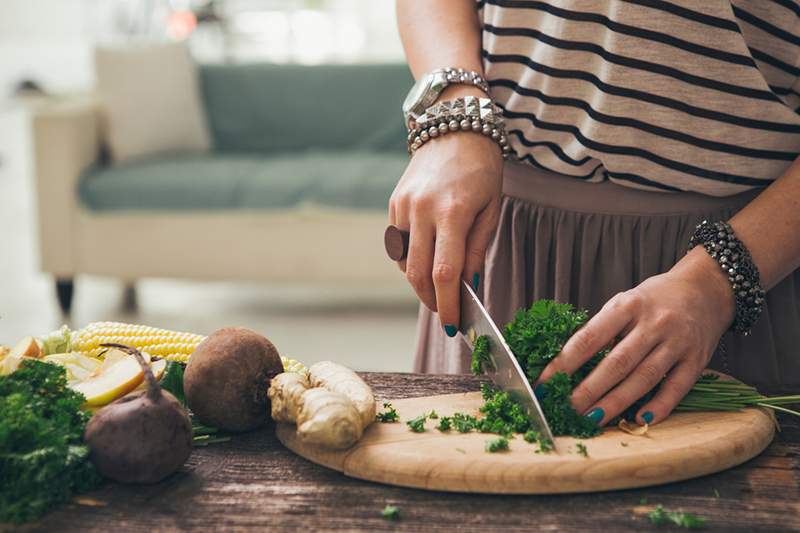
[459,280,557,449]
[383,225,556,448]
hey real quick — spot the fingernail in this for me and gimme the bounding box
[534,383,546,400]
[585,407,604,425]
[444,324,458,338]
[641,411,654,424]
[472,272,480,290]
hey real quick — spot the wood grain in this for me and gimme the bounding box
[13,373,800,532]
[277,391,775,494]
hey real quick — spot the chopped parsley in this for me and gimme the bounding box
[470,335,494,375]
[376,402,399,423]
[648,505,707,529]
[406,414,427,433]
[576,442,589,458]
[381,505,400,520]
[436,416,452,432]
[428,410,439,419]
[485,436,509,453]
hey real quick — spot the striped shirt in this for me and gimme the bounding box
[478,0,800,195]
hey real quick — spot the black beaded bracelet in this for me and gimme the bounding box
[688,220,765,335]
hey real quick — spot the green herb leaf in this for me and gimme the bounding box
[406,414,427,433]
[648,505,707,529]
[376,402,399,423]
[437,416,452,432]
[160,361,186,406]
[485,436,509,453]
[0,360,102,523]
[381,504,400,520]
[576,442,589,458]
[470,335,494,375]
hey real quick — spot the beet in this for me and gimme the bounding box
[184,327,283,432]
[84,344,192,484]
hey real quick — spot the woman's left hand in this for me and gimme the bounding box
[535,248,737,427]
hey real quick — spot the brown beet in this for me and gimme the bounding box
[184,327,283,432]
[84,344,193,484]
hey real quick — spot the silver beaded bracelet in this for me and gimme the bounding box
[406,96,512,159]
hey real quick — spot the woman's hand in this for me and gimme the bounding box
[535,248,736,426]
[389,121,503,335]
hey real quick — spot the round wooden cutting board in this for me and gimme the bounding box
[276,391,775,494]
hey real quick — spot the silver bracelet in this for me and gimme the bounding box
[406,96,512,159]
[441,67,490,95]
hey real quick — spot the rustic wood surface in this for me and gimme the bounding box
[277,391,775,494]
[15,373,800,532]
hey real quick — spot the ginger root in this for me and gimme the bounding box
[296,388,363,448]
[269,372,311,423]
[268,361,375,449]
[308,361,376,428]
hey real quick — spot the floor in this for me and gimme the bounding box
[0,105,420,372]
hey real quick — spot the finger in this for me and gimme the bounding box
[634,359,701,426]
[536,293,636,384]
[579,343,678,425]
[405,218,436,311]
[432,216,470,336]
[391,195,409,273]
[462,197,500,292]
[570,329,660,414]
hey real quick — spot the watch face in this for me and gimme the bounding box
[403,75,433,115]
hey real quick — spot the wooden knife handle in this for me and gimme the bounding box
[384,225,410,261]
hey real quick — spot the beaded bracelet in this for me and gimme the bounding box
[688,220,765,335]
[406,96,512,159]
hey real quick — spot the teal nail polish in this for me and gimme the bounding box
[444,324,458,338]
[472,272,481,291]
[642,411,654,424]
[534,383,546,400]
[585,407,605,425]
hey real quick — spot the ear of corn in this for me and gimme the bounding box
[70,321,308,374]
[73,322,205,362]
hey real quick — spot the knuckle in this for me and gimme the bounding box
[432,262,458,285]
[466,246,485,263]
[606,350,635,379]
[569,328,596,357]
[634,361,664,387]
[573,382,598,409]
[621,290,644,312]
[653,309,678,329]
[405,268,428,292]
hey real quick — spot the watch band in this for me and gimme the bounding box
[403,67,491,127]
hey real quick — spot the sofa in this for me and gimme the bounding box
[31,62,414,313]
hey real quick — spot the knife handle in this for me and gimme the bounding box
[384,225,410,261]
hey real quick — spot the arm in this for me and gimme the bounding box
[537,160,800,427]
[391,1,504,336]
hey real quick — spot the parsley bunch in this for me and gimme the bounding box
[0,360,102,523]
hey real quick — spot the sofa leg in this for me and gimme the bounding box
[122,282,138,311]
[55,278,74,315]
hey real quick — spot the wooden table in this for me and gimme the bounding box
[18,373,800,532]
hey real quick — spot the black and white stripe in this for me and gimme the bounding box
[479,0,800,195]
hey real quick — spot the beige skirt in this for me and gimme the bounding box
[414,161,800,388]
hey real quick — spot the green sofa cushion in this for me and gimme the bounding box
[199,63,413,153]
[79,152,407,211]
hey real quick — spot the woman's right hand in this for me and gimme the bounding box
[388,125,504,336]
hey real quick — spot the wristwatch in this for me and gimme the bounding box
[402,68,490,127]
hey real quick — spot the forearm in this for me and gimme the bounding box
[396,0,483,79]
[728,158,800,290]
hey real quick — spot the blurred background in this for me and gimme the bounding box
[0,0,420,372]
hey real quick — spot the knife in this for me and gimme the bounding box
[384,225,556,449]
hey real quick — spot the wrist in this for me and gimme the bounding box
[671,247,736,329]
